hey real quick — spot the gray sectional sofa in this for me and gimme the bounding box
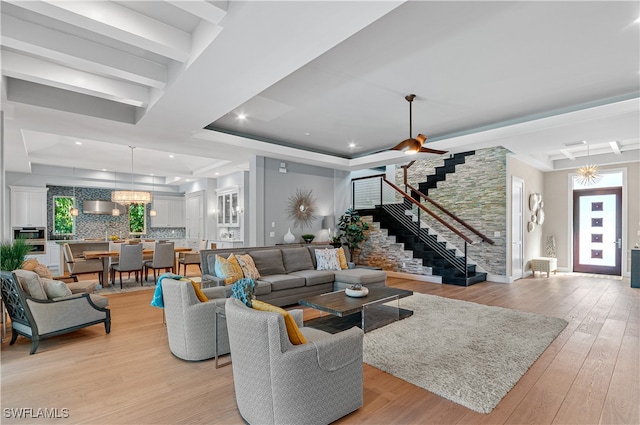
[200,244,387,307]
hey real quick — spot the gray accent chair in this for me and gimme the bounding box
[225,297,364,425]
[1,270,110,354]
[161,278,230,361]
[144,242,174,282]
[63,242,105,285]
[110,243,143,288]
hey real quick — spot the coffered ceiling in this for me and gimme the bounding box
[2,1,639,185]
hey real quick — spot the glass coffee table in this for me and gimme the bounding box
[299,287,413,334]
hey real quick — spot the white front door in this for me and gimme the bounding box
[511,177,524,279]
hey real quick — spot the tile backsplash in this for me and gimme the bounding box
[47,186,185,240]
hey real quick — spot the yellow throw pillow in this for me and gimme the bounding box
[180,278,208,302]
[337,247,348,270]
[236,254,261,280]
[251,300,307,345]
[214,254,244,285]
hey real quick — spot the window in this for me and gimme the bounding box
[53,196,75,235]
[129,203,146,234]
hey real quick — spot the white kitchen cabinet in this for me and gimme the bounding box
[10,186,48,227]
[214,240,244,249]
[216,187,239,227]
[46,242,61,273]
[151,197,185,227]
[185,191,205,240]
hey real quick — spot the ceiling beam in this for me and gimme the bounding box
[167,0,227,25]
[5,0,191,62]
[2,51,149,107]
[1,15,167,89]
[559,149,576,160]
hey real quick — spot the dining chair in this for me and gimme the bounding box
[178,240,207,275]
[144,242,175,282]
[110,243,144,288]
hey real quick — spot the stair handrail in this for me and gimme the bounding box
[405,183,495,245]
[381,177,474,245]
[401,163,495,245]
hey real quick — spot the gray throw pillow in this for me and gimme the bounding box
[249,249,286,276]
[13,269,48,300]
[282,247,314,273]
[42,279,73,299]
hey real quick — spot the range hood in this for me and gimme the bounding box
[83,200,127,215]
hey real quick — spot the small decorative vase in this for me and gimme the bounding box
[284,228,295,244]
[345,284,369,298]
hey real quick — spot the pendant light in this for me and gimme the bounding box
[111,146,152,205]
[149,175,157,217]
[112,170,121,216]
[576,144,602,185]
[70,167,79,216]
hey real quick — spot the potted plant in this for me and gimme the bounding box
[0,238,33,271]
[301,234,315,244]
[330,235,342,248]
[337,208,370,264]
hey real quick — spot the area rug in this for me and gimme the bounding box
[93,279,158,294]
[363,293,568,414]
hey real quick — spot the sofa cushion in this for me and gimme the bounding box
[42,278,73,299]
[251,300,307,345]
[236,254,261,280]
[315,248,341,271]
[13,269,48,300]
[214,254,244,285]
[282,247,314,273]
[290,269,335,286]
[333,268,387,285]
[254,280,272,296]
[67,281,98,294]
[250,249,286,276]
[259,274,305,291]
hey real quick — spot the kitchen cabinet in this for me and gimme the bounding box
[214,240,244,249]
[185,191,205,240]
[46,242,61,273]
[216,187,239,227]
[151,197,185,228]
[10,186,48,227]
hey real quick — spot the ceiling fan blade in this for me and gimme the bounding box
[418,147,448,155]
[390,139,413,151]
[416,134,427,144]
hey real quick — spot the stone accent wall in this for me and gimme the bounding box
[359,146,507,276]
[358,217,430,275]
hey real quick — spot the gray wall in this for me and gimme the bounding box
[254,157,338,246]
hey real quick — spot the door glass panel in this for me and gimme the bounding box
[578,194,617,267]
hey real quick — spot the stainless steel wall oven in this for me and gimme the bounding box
[12,227,46,254]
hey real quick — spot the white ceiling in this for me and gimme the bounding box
[2,1,639,186]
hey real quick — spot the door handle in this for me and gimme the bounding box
[616,238,622,248]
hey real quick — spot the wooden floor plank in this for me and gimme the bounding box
[1,273,638,425]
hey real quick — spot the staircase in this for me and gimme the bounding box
[414,151,476,197]
[352,150,490,286]
[359,207,487,286]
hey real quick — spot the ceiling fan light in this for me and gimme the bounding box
[149,209,157,217]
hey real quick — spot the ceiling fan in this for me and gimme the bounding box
[391,94,447,155]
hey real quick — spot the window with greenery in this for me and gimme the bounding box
[53,196,75,235]
[129,203,146,234]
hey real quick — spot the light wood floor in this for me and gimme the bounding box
[1,272,638,424]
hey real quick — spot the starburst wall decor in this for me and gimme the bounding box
[287,188,317,228]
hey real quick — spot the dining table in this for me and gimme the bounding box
[84,246,192,287]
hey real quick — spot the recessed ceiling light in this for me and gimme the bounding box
[304,132,310,136]
[169,154,175,158]
[186,179,192,182]
[348,142,356,149]
[237,113,247,120]
[215,172,220,175]
[75,141,82,145]
[101,168,107,172]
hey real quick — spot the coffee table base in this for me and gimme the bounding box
[304,307,413,334]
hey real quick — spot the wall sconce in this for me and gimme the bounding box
[279,162,287,174]
[236,206,244,214]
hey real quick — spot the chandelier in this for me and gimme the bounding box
[111,146,152,205]
[576,144,602,185]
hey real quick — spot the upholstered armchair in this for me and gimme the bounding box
[1,270,110,354]
[160,278,229,361]
[62,242,104,285]
[224,297,364,425]
[178,240,206,275]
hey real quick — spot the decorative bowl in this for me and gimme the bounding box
[345,287,369,298]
